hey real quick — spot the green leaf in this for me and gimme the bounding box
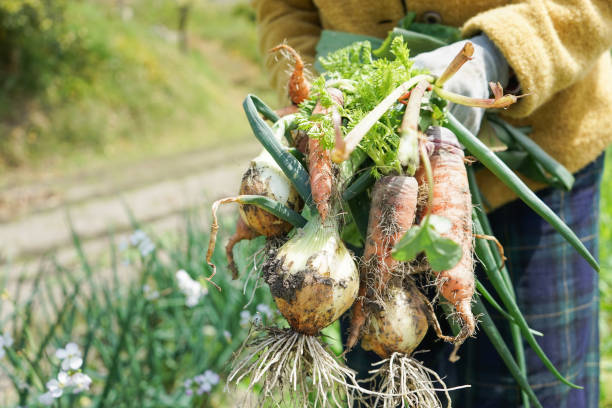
[243,94,312,204]
[314,30,383,72]
[392,215,462,271]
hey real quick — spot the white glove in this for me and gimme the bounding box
[412,34,509,135]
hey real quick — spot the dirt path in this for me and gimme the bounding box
[0,31,269,265]
[0,142,259,263]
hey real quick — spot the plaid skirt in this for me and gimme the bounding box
[342,154,604,408]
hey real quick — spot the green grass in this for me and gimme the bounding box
[599,150,612,405]
[0,212,275,407]
[0,0,273,173]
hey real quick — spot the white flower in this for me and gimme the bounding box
[130,230,147,246]
[38,391,55,405]
[256,304,274,320]
[129,230,156,256]
[223,330,232,342]
[1,331,13,348]
[192,370,219,395]
[142,284,160,300]
[46,371,71,398]
[56,342,83,371]
[71,372,92,393]
[0,331,13,359]
[197,382,212,395]
[175,270,207,307]
[202,370,220,385]
[239,310,252,328]
[138,240,156,256]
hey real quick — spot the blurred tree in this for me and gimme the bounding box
[177,0,193,52]
[0,0,99,95]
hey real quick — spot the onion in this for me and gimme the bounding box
[263,214,359,335]
[361,279,429,358]
[360,279,457,408]
[238,150,302,237]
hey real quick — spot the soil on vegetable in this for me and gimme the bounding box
[263,253,353,336]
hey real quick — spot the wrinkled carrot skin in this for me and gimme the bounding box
[270,44,310,105]
[308,136,332,221]
[429,140,475,342]
[308,89,344,221]
[346,175,418,351]
[225,216,259,280]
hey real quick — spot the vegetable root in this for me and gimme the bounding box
[357,279,467,407]
[361,353,455,408]
[270,44,310,105]
[346,175,418,351]
[229,327,359,408]
[427,127,475,346]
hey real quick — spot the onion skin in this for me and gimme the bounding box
[238,151,303,237]
[361,280,429,359]
[263,216,359,336]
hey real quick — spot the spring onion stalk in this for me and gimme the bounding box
[448,114,599,272]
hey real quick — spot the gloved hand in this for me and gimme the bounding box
[412,34,509,136]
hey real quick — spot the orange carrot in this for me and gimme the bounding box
[346,175,418,351]
[308,137,332,221]
[308,88,343,221]
[225,216,259,279]
[270,44,310,105]
[427,131,475,344]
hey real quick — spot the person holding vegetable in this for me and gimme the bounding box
[254,1,612,407]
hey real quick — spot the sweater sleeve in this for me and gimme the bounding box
[462,0,612,118]
[254,0,322,104]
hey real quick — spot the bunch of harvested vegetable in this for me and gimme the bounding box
[205,28,599,408]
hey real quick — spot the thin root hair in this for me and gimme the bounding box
[359,353,469,408]
[228,327,360,408]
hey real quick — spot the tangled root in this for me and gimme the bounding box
[360,353,468,408]
[229,327,359,407]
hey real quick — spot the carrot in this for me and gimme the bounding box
[308,88,343,221]
[427,129,475,344]
[346,175,418,351]
[225,216,259,279]
[308,137,332,220]
[270,44,310,105]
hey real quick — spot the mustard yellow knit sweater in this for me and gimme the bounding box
[254,0,612,209]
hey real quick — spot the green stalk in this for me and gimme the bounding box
[250,94,280,123]
[331,75,434,163]
[243,94,312,204]
[488,116,574,191]
[233,195,307,228]
[434,86,517,108]
[447,114,599,272]
[342,170,375,201]
[398,79,429,174]
[473,214,581,389]
[473,296,543,408]
[475,280,543,337]
[468,167,530,406]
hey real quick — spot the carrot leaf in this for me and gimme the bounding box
[392,215,462,271]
